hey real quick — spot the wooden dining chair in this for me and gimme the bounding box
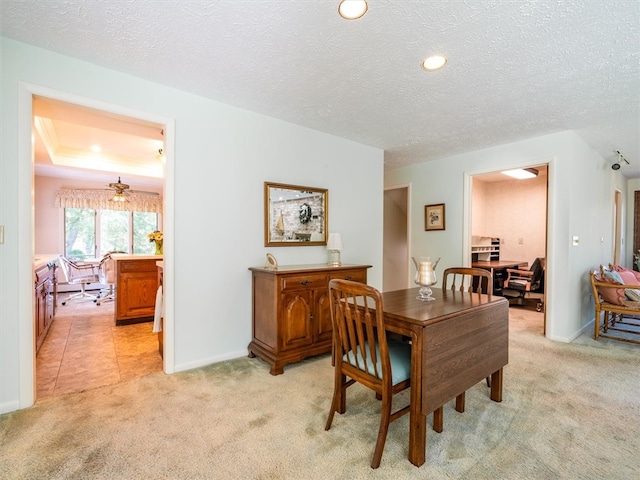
[325,279,425,468]
[441,267,493,415]
[442,267,493,295]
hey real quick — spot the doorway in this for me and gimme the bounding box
[613,189,623,265]
[383,185,410,291]
[20,84,175,407]
[470,165,549,334]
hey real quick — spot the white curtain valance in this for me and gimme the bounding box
[55,189,163,214]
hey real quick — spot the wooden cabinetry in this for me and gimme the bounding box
[35,261,57,353]
[248,264,371,375]
[113,255,160,326]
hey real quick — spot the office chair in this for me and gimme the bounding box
[58,255,100,305]
[95,252,118,306]
[503,257,545,311]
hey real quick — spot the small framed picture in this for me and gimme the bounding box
[425,203,445,231]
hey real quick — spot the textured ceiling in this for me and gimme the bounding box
[2,1,639,175]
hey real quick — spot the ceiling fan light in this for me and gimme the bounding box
[338,0,368,20]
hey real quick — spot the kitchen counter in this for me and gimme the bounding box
[34,254,59,352]
[112,254,162,325]
[34,253,60,270]
[111,254,162,261]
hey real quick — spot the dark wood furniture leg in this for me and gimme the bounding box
[490,368,503,402]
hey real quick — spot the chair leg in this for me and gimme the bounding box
[432,406,443,433]
[371,391,392,469]
[96,285,115,306]
[325,373,343,430]
[61,283,98,305]
[325,373,350,431]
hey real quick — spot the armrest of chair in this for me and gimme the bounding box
[76,261,100,275]
[504,269,533,283]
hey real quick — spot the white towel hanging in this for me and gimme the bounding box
[153,285,163,333]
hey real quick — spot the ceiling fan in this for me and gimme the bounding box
[107,177,159,202]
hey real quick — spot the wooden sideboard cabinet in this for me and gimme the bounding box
[112,255,160,326]
[35,260,57,353]
[248,263,371,375]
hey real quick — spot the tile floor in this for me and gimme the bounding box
[36,292,163,400]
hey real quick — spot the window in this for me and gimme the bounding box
[65,207,159,260]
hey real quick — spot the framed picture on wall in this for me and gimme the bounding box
[425,203,445,231]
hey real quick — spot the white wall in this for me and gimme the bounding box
[385,130,627,343]
[0,38,383,413]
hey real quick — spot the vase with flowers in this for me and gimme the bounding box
[148,230,163,255]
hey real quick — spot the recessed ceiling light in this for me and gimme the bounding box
[421,55,447,71]
[90,145,102,153]
[501,168,539,179]
[338,0,368,20]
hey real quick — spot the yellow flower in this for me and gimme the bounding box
[147,230,163,242]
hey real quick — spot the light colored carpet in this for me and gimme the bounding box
[1,308,638,479]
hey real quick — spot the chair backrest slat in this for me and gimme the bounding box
[442,267,493,295]
[329,279,389,382]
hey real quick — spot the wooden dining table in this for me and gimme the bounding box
[379,287,509,467]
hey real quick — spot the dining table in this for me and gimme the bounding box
[380,287,509,467]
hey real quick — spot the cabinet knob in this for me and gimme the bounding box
[345,276,353,281]
[300,280,312,285]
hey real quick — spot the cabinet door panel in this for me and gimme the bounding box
[314,288,333,343]
[280,292,313,350]
[117,273,158,319]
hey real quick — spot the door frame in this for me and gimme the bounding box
[17,82,175,408]
[463,163,550,336]
[613,189,623,265]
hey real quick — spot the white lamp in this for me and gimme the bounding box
[327,233,343,267]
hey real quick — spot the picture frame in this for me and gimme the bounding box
[264,182,328,247]
[265,253,278,270]
[425,203,445,231]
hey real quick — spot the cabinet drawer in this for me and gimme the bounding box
[119,259,157,273]
[281,273,327,292]
[329,269,367,283]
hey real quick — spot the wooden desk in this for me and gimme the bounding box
[472,260,528,295]
[380,287,509,467]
